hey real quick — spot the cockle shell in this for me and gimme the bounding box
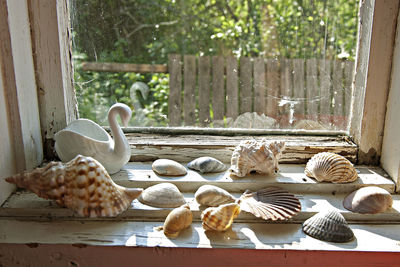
[138,183,186,208]
[201,202,241,231]
[163,204,193,238]
[5,155,143,217]
[152,159,187,176]
[238,187,301,221]
[187,157,227,173]
[302,209,354,243]
[230,139,285,177]
[195,185,236,207]
[304,152,358,183]
[343,186,393,214]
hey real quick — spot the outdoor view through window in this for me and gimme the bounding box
[70,0,359,131]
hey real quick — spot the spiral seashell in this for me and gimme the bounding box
[195,185,236,207]
[187,157,227,173]
[5,155,143,217]
[238,187,301,221]
[302,209,354,243]
[201,202,241,231]
[304,152,358,183]
[230,139,285,178]
[163,204,193,238]
[343,186,393,214]
[138,183,186,208]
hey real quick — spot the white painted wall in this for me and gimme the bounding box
[381,10,400,188]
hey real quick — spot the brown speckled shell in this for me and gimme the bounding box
[5,155,143,217]
[343,186,393,214]
[201,202,241,231]
[163,204,193,238]
[304,152,358,183]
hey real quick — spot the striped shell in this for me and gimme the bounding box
[230,139,285,178]
[163,204,193,238]
[238,187,301,221]
[304,152,358,183]
[5,155,143,217]
[195,185,236,207]
[343,186,393,214]
[187,157,227,173]
[302,209,354,243]
[201,203,241,231]
[138,183,186,208]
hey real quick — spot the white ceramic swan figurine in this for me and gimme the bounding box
[54,103,132,174]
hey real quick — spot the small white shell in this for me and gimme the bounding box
[201,203,241,231]
[195,185,236,207]
[163,204,193,238]
[152,159,187,176]
[187,157,227,173]
[138,183,186,208]
[343,186,393,214]
[304,152,358,183]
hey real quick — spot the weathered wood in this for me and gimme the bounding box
[293,59,305,120]
[306,59,318,120]
[350,0,399,164]
[280,58,292,125]
[319,59,332,125]
[168,54,182,126]
[183,55,197,125]
[266,59,279,118]
[211,56,225,124]
[333,60,344,128]
[253,57,266,115]
[226,56,239,119]
[198,56,210,126]
[239,57,252,113]
[81,62,168,73]
[343,60,354,122]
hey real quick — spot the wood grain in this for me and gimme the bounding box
[239,57,252,113]
[212,56,225,124]
[198,56,210,126]
[168,54,182,126]
[253,57,266,115]
[226,56,239,119]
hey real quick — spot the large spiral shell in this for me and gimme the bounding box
[201,203,241,231]
[163,204,193,238]
[5,155,143,217]
[304,152,358,183]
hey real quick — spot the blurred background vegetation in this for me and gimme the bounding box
[70,0,359,126]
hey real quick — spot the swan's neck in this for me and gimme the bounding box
[108,109,129,156]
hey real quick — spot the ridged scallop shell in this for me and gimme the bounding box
[152,159,187,176]
[138,183,186,208]
[163,204,193,238]
[187,157,227,173]
[238,187,301,221]
[201,202,241,231]
[343,186,393,214]
[302,209,354,243]
[195,185,236,207]
[304,152,358,183]
[5,155,143,217]
[230,139,285,178]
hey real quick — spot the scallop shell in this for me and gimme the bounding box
[195,185,236,207]
[152,159,187,176]
[4,155,143,217]
[343,186,393,214]
[230,139,285,178]
[138,183,186,208]
[302,209,354,243]
[304,152,358,183]
[163,204,193,238]
[238,187,301,221]
[187,157,227,173]
[201,202,241,231]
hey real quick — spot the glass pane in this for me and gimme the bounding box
[70,0,358,131]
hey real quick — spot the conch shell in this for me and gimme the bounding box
[230,139,285,177]
[163,204,193,238]
[5,155,143,217]
[201,202,241,231]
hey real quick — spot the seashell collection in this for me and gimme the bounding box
[343,186,393,214]
[163,204,193,238]
[187,157,227,173]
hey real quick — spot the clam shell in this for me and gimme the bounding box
[152,159,187,176]
[163,204,193,238]
[201,202,241,231]
[238,187,301,221]
[138,183,186,208]
[5,155,143,217]
[343,186,393,214]
[195,185,236,207]
[302,209,354,243]
[304,152,358,183]
[230,139,285,177]
[187,157,227,173]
